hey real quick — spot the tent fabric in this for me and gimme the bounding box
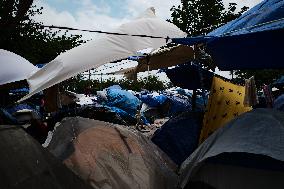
[200,77,251,143]
[0,125,93,189]
[0,49,38,86]
[172,0,284,70]
[178,109,284,189]
[273,94,284,111]
[47,117,178,189]
[151,112,203,166]
[20,8,186,102]
[110,45,194,80]
[273,75,284,88]
[165,64,214,90]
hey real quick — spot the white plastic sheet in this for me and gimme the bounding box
[0,49,38,86]
[20,8,186,101]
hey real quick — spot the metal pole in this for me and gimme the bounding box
[100,73,103,90]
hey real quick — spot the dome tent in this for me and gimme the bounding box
[0,125,93,189]
[47,117,178,189]
[0,49,38,86]
[179,109,284,189]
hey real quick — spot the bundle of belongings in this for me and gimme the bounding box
[138,91,192,121]
[96,85,148,125]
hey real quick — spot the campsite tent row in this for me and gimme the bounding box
[1,1,284,188]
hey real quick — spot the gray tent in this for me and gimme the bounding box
[0,125,93,189]
[47,117,178,189]
[179,109,284,189]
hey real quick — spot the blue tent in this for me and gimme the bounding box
[152,112,202,166]
[172,0,284,70]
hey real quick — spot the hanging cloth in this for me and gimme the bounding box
[263,85,274,108]
[200,77,252,144]
[243,76,259,107]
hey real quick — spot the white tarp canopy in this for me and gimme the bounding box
[20,7,186,102]
[0,49,38,86]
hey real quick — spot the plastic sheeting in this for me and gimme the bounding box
[179,109,284,189]
[140,94,168,107]
[0,125,93,189]
[172,0,284,70]
[152,112,203,166]
[97,86,141,117]
[20,8,186,102]
[273,94,284,111]
[139,93,192,118]
[273,75,284,88]
[47,117,178,189]
[0,49,38,86]
[106,88,141,116]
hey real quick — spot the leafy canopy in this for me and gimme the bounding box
[0,0,84,65]
[170,0,248,36]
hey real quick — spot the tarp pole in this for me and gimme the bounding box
[192,45,198,111]
[100,73,103,90]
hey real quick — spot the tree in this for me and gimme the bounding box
[0,0,84,65]
[169,0,248,70]
[0,0,34,28]
[233,70,284,89]
[170,0,248,36]
[64,75,171,94]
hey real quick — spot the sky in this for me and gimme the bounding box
[34,0,263,40]
[33,0,263,80]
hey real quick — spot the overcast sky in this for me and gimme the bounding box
[33,0,263,80]
[34,0,263,40]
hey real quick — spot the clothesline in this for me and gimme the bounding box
[15,23,170,40]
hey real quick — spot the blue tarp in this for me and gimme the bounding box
[273,76,284,88]
[6,104,34,115]
[139,93,192,117]
[165,64,214,90]
[140,94,168,107]
[167,96,192,116]
[273,94,284,111]
[9,88,29,93]
[152,112,202,166]
[172,0,284,70]
[105,86,141,117]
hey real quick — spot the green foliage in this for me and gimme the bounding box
[233,70,284,89]
[64,75,171,94]
[169,0,248,70]
[0,0,84,64]
[169,0,248,36]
